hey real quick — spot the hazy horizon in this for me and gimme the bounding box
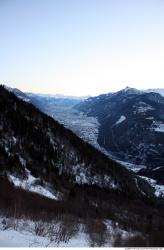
[1,0,164,96]
[4,83,164,98]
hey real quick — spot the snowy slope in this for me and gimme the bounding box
[0,227,89,247]
[9,171,59,200]
[0,217,134,247]
[140,176,164,198]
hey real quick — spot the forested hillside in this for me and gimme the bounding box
[0,85,164,246]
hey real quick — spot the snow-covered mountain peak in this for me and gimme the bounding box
[118,86,143,95]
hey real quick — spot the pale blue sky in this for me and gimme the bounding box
[0,0,164,96]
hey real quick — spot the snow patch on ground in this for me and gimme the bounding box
[117,160,146,173]
[146,117,154,120]
[150,121,164,133]
[133,102,155,114]
[119,162,164,198]
[9,172,58,200]
[137,102,155,113]
[114,115,126,126]
[71,164,119,190]
[153,166,164,171]
[140,176,164,198]
[154,123,164,132]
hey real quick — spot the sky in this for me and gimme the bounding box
[0,0,164,96]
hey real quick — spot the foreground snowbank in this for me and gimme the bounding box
[0,217,133,247]
[0,228,89,247]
